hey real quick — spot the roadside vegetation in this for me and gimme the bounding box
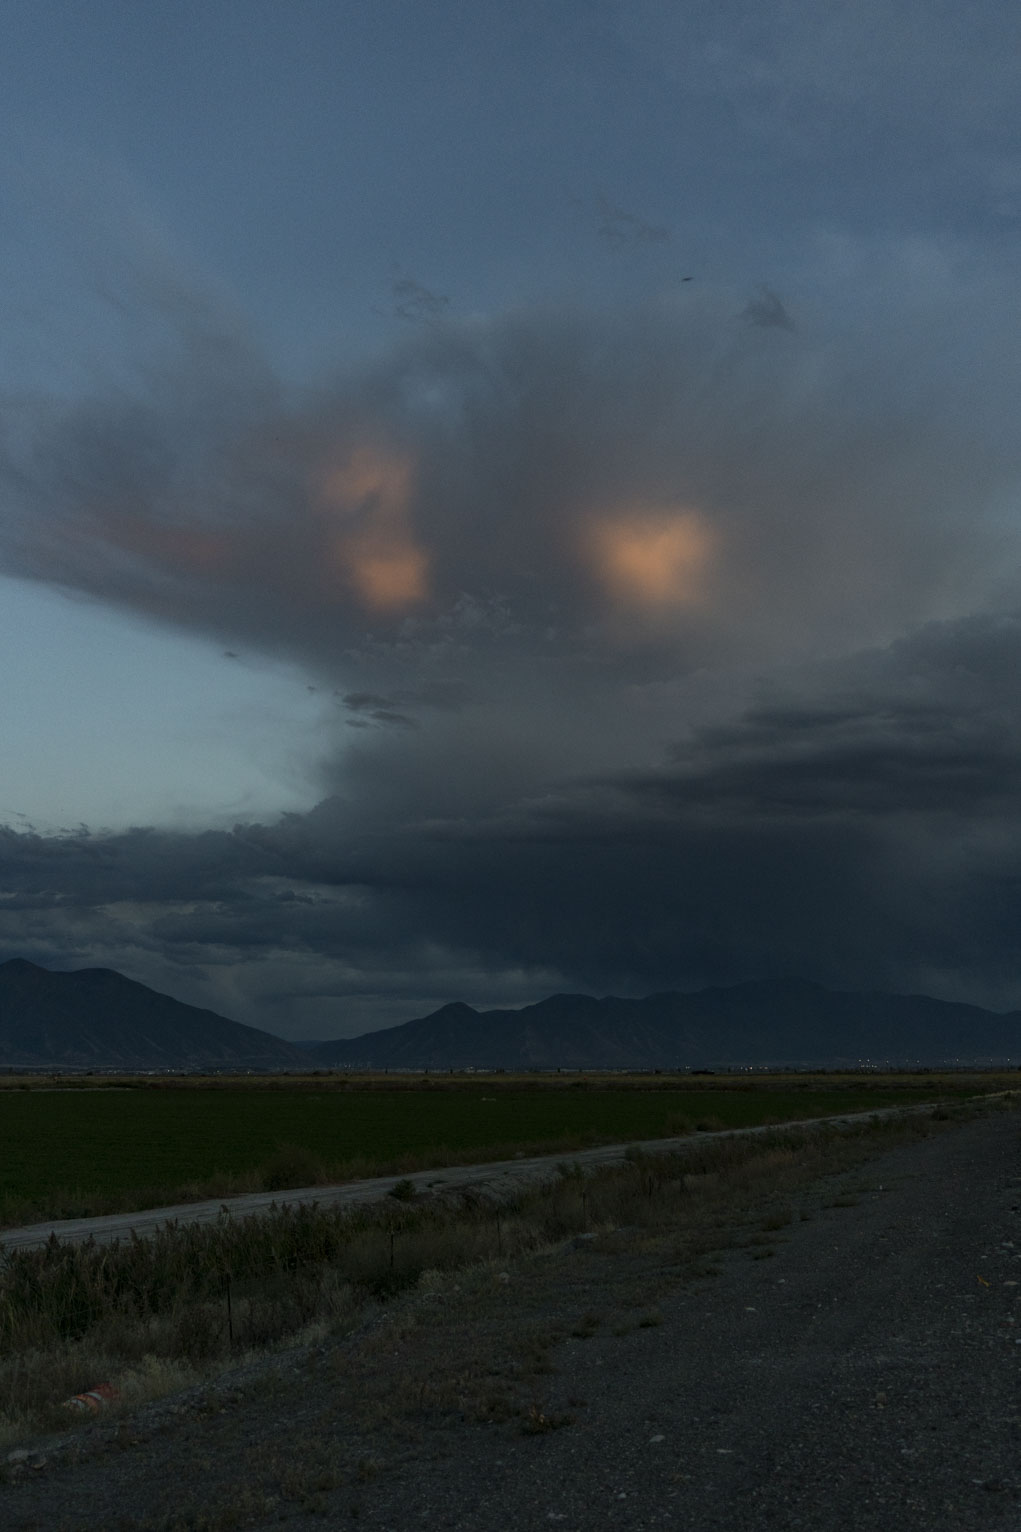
[0,1094,1011,1454]
[3,1069,1009,1092]
[0,1074,996,1228]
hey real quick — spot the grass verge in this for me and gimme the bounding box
[0,1094,1012,1460]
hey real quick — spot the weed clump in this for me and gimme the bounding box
[259,1144,327,1191]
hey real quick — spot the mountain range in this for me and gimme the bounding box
[305,978,1021,1070]
[0,959,306,1070]
[2,960,1021,1071]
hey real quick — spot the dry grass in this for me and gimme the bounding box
[1,1069,1016,1094]
[0,1096,1008,1453]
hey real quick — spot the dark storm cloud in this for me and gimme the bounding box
[316,612,1021,1011]
[7,268,1016,873]
[3,7,1021,1040]
[3,246,1021,1031]
[3,612,1021,1033]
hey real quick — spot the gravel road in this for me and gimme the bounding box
[418,1108,1021,1532]
[4,1107,1021,1530]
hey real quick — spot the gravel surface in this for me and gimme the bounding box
[4,1108,1021,1530]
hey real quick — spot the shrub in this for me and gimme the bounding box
[259,1145,326,1191]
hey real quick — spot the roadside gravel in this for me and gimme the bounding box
[4,1106,1020,1530]
[408,1107,1021,1532]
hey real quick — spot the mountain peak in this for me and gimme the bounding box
[308,975,1021,1068]
[0,959,306,1069]
[430,1001,479,1020]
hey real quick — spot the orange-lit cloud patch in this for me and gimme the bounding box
[315,445,430,612]
[347,539,430,608]
[588,508,714,608]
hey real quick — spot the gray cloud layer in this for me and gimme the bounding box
[2,605,1021,1034]
[3,291,1010,662]
[2,255,1021,1034]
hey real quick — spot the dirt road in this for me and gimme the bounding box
[4,1107,1021,1530]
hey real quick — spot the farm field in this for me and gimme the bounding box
[0,1076,979,1226]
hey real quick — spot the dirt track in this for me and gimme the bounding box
[4,1107,1021,1530]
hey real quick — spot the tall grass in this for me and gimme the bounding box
[1,1104,984,1447]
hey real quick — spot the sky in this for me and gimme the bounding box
[1,0,1021,1039]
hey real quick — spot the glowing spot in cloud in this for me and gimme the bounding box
[589,509,713,608]
[315,445,430,611]
[348,541,430,609]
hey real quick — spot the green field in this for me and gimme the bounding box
[0,1083,951,1225]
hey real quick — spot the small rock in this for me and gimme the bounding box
[6,1449,29,1465]
[649,1434,665,1444]
[28,1455,47,1471]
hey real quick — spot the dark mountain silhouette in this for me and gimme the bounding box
[6,959,1018,1072]
[307,977,1021,1069]
[0,959,307,1070]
